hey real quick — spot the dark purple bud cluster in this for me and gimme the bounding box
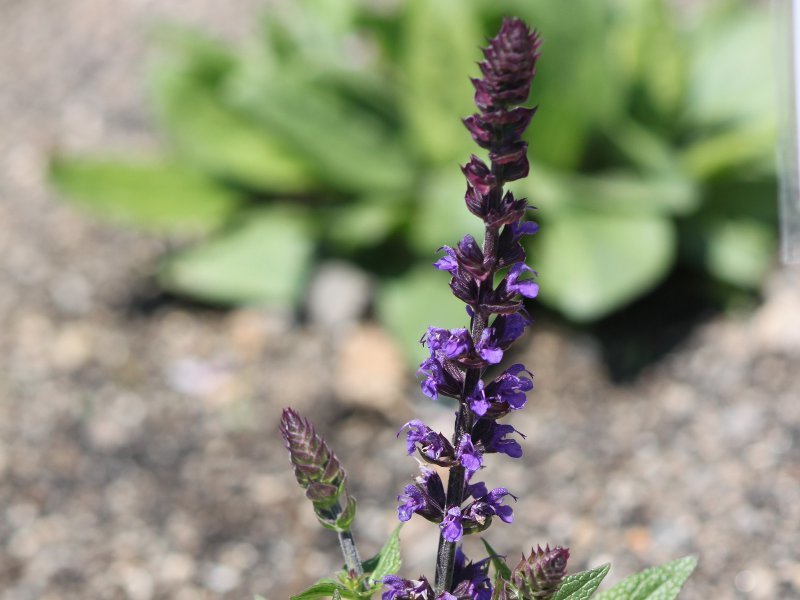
[495,545,570,600]
[389,17,560,598]
[280,408,356,533]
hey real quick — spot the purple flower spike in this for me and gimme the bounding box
[506,263,539,298]
[441,507,465,542]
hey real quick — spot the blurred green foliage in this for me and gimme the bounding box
[50,0,777,362]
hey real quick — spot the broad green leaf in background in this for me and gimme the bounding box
[377,266,468,365]
[149,29,315,192]
[609,0,688,120]
[551,563,611,600]
[535,210,676,321]
[704,219,775,288]
[160,207,313,306]
[686,7,774,128]
[399,0,479,164]
[520,168,698,217]
[231,74,414,194]
[595,555,697,600]
[681,124,777,180]
[50,157,239,234]
[326,195,406,253]
[366,524,402,584]
[409,169,485,254]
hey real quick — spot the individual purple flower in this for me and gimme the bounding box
[399,420,455,465]
[441,506,465,542]
[506,263,539,299]
[472,420,525,459]
[474,312,530,364]
[382,575,433,600]
[464,478,488,502]
[397,484,427,522]
[466,380,491,417]
[464,487,516,527]
[452,548,492,600]
[473,364,533,418]
[417,357,445,400]
[397,466,446,524]
[425,327,472,359]
[434,246,458,274]
[455,434,483,477]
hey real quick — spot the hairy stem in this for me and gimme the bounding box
[322,504,363,578]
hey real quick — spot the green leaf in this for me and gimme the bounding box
[49,157,239,234]
[232,74,414,193]
[479,0,625,169]
[160,206,313,306]
[704,219,774,288]
[326,196,407,252]
[290,579,348,600]
[686,6,774,128]
[334,496,358,532]
[367,524,403,583]
[399,0,479,163]
[409,169,485,254]
[481,539,511,581]
[149,27,315,192]
[535,210,676,321]
[551,563,610,600]
[376,267,468,365]
[595,556,697,600]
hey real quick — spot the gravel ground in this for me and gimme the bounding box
[2,2,800,599]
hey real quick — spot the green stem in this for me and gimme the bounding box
[323,504,364,578]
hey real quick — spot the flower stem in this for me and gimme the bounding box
[322,504,363,578]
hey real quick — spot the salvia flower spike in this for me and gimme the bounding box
[280,407,363,576]
[386,16,567,597]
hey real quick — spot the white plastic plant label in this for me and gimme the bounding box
[777,0,800,263]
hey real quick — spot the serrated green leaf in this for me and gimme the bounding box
[49,157,240,234]
[376,267,468,366]
[290,579,345,600]
[595,556,697,600]
[159,206,313,306]
[368,524,403,583]
[481,539,512,581]
[551,563,610,600]
[535,210,676,321]
[400,0,478,163]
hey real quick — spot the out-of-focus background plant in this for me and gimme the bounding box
[50,0,777,365]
